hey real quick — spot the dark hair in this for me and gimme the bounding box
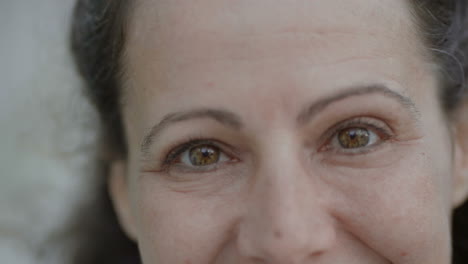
[70,1,468,263]
[70,1,139,263]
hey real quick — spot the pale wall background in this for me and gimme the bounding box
[1,1,99,263]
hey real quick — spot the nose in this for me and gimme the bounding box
[236,145,336,263]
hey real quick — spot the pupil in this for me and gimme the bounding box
[201,148,212,157]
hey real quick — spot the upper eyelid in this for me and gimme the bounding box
[335,117,391,129]
[341,119,392,138]
[336,117,391,133]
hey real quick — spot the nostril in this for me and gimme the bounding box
[237,215,337,262]
[251,256,265,264]
[273,230,282,239]
[308,249,326,258]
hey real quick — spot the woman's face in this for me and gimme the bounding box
[110,0,468,263]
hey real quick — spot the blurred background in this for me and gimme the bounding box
[1,0,99,263]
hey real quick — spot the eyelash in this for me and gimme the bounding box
[158,117,393,171]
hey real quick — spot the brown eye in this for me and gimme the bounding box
[188,145,221,166]
[338,127,370,149]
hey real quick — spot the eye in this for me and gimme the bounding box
[183,145,221,166]
[322,118,392,154]
[161,139,234,173]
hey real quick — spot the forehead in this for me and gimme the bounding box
[123,0,430,125]
[126,0,419,65]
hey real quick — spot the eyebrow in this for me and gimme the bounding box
[141,84,419,156]
[297,84,420,125]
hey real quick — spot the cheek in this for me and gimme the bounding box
[324,142,452,262]
[131,176,241,263]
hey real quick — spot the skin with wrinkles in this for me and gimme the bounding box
[107,0,468,263]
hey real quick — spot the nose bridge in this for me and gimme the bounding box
[237,136,336,263]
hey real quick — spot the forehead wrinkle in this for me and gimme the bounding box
[126,0,414,67]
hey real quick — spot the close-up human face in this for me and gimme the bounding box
[109,0,468,263]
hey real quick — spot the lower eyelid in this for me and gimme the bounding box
[171,163,219,173]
